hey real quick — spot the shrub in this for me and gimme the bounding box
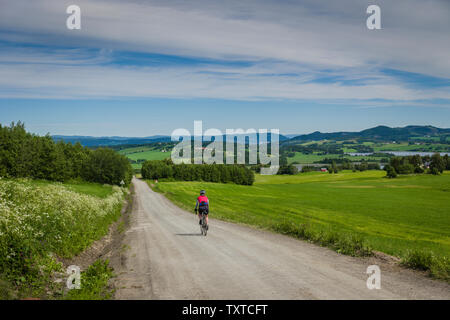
[0,179,125,297]
[277,165,298,175]
[430,167,440,175]
[301,166,318,173]
[414,166,424,174]
[401,250,449,281]
[386,166,397,178]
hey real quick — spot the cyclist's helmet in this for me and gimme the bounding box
[200,190,206,196]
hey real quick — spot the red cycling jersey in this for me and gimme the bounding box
[197,195,209,203]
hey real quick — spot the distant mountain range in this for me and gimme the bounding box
[52,125,449,147]
[52,135,172,147]
[52,133,289,147]
[289,125,450,142]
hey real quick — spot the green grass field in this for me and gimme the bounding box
[121,150,170,161]
[151,171,450,261]
[373,143,449,152]
[287,152,342,164]
[288,152,387,164]
[118,146,153,154]
[26,180,114,198]
[119,147,170,169]
[341,147,357,153]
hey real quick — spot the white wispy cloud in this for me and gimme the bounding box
[1,55,448,101]
[0,0,448,102]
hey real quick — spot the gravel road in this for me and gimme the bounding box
[114,178,449,300]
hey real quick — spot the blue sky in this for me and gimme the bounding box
[0,0,449,136]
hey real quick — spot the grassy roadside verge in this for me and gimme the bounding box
[64,260,114,300]
[400,250,449,281]
[148,171,449,281]
[271,221,372,257]
[0,178,128,299]
[64,180,135,300]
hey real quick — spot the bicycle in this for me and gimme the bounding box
[196,210,209,236]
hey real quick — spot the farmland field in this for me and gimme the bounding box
[151,171,450,260]
[118,147,170,169]
[284,139,450,166]
[287,152,341,164]
[124,150,170,162]
[373,143,450,152]
[287,152,387,164]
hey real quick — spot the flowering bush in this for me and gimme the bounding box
[0,179,125,296]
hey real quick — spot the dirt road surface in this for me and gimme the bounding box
[114,178,449,300]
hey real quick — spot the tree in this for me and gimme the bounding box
[332,161,338,174]
[0,122,132,185]
[409,155,422,168]
[429,153,445,174]
[389,156,414,174]
[278,164,298,175]
[358,160,368,172]
[414,166,424,174]
[280,155,288,166]
[430,167,440,175]
[83,148,133,186]
[386,166,397,178]
[443,154,450,170]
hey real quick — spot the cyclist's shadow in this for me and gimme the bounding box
[175,233,203,237]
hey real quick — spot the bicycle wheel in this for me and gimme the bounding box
[201,214,207,236]
[199,214,205,235]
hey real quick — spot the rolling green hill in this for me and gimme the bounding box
[289,125,450,142]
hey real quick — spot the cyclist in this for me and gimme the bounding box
[195,190,209,229]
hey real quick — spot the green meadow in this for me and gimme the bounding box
[287,152,387,164]
[27,179,115,198]
[373,143,449,152]
[287,152,341,164]
[119,149,169,161]
[151,171,450,260]
[119,147,170,169]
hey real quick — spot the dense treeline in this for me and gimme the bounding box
[141,159,255,185]
[249,163,298,175]
[300,161,380,174]
[282,143,346,156]
[385,153,449,178]
[0,122,132,186]
[319,156,390,164]
[282,141,376,155]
